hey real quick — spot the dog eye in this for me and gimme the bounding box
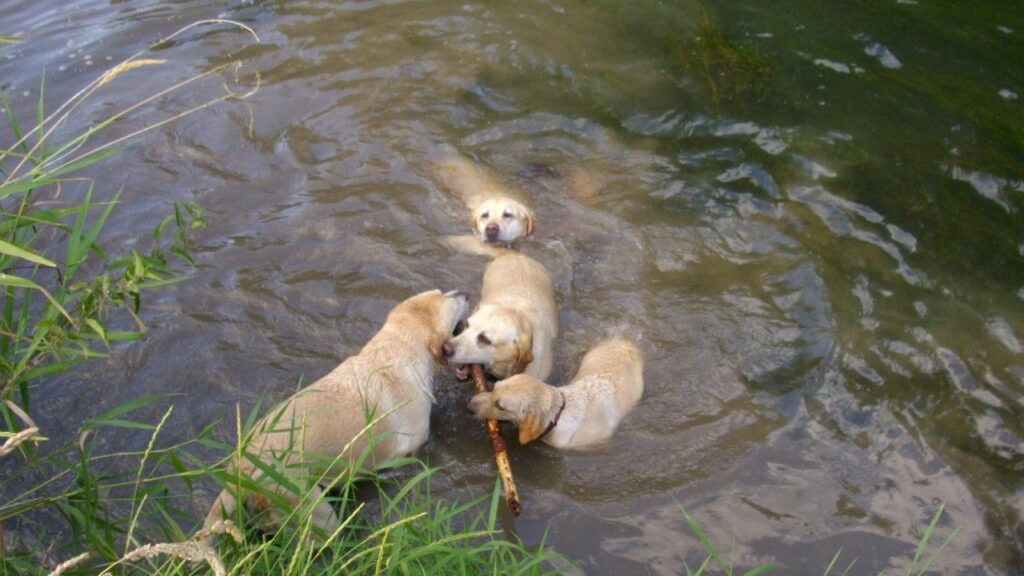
[477,333,492,346]
[502,211,512,219]
[480,212,489,219]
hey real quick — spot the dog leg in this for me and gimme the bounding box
[306,484,342,538]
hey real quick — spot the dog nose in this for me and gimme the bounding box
[442,342,455,358]
[485,223,499,239]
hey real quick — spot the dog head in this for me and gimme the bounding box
[468,374,559,444]
[390,289,469,362]
[472,196,534,245]
[441,304,533,379]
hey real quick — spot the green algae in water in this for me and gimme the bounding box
[681,7,773,111]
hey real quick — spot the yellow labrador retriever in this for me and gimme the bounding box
[468,337,643,449]
[203,289,468,536]
[433,151,535,245]
[442,249,557,381]
[472,196,534,245]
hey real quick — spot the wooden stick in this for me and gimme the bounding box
[470,364,521,515]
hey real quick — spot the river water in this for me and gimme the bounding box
[1,1,1022,574]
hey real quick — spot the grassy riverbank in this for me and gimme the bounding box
[1,396,562,575]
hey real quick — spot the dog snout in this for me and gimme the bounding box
[467,394,487,417]
[485,223,499,240]
[442,341,455,358]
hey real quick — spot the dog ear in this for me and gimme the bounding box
[518,413,544,444]
[423,300,447,363]
[512,342,534,375]
[524,210,535,237]
[428,339,444,363]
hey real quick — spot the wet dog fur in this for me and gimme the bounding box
[468,337,643,449]
[202,289,468,538]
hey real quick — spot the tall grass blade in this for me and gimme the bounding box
[0,206,80,235]
[21,356,98,382]
[487,477,501,532]
[823,549,842,576]
[0,238,56,267]
[124,407,173,555]
[914,527,960,576]
[79,186,122,267]
[48,145,123,178]
[741,564,781,576]
[82,394,165,430]
[687,555,712,576]
[1,94,31,162]
[910,503,944,568]
[64,181,95,281]
[36,71,46,136]
[677,502,731,575]
[0,176,59,200]
[380,465,434,518]
[0,272,73,323]
[238,451,302,502]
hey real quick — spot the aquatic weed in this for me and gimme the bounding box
[680,6,773,112]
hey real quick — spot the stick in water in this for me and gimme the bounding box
[470,364,521,515]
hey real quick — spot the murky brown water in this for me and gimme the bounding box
[3,1,1023,574]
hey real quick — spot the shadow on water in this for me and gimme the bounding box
[1,0,1022,573]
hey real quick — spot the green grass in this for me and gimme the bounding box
[0,393,959,576]
[0,394,563,576]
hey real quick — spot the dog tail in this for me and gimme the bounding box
[444,234,513,259]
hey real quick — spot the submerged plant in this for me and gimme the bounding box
[680,6,773,111]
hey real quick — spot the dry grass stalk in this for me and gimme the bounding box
[102,541,224,576]
[96,59,167,88]
[45,552,91,576]
[0,427,44,458]
[2,19,260,187]
[96,520,240,576]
